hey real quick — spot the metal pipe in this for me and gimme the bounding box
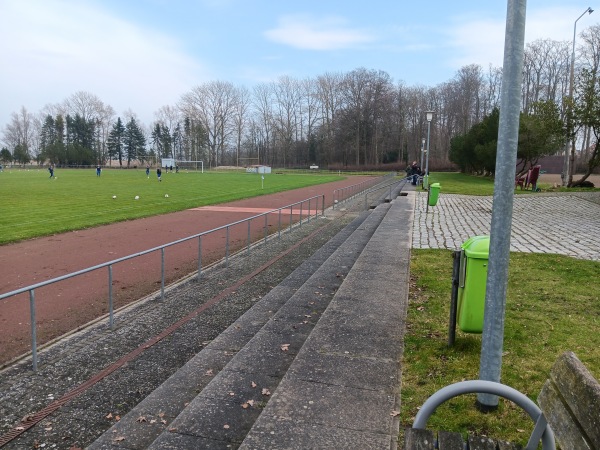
[478,0,527,408]
[108,265,114,329]
[226,226,230,267]
[160,248,165,300]
[197,236,202,281]
[30,290,37,372]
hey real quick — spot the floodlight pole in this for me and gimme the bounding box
[477,0,526,409]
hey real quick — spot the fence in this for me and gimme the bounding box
[0,195,325,371]
[332,172,395,208]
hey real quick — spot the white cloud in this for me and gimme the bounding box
[264,14,376,51]
[444,15,506,71]
[442,5,596,75]
[0,0,208,125]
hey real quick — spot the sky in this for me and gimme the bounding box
[0,0,597,132]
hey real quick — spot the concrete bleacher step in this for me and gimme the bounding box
[88,204,393,449]
[238,196,413,449]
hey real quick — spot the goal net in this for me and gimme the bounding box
[177,160,204,173]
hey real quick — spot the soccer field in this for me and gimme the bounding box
[0,168,343,244]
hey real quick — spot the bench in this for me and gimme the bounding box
[405,351,600,450]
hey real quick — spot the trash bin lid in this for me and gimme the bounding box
[430,183,441,188]
[461,235,490,259]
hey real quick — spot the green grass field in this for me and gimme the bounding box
[0,168,344,245]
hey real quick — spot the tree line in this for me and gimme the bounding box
[2,25,600,184]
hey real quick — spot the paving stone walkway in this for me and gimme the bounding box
[412,191,600,261]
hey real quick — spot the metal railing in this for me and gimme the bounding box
[359,177,408,210]
[332,173,395,208]
[1,195,325,371]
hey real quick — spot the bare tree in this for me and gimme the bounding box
[2,107,37,162]
[180,81,237,167]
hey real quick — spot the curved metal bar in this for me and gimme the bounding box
[412,380,555,450]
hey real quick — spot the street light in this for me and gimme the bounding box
[420,137,426,180]
[564,6,594,187]
[424,111,434,189]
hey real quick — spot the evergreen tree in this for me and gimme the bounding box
[107,117,126,166]
[124,117,146,166]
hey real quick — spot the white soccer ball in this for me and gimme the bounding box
[134,195,140,200]
[112,195,117,199]
[164,194,169,198]
[334,199,338,204]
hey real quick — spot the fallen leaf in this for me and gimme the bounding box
[114,436,125,442]
[44,427,53,431]
[105,413,113,420]
[15,426,25,431]
[115,415,121,421]
[251,381,257,388]
[280,343,290,351]
[517,429,525,433]
[136,416,147,423]
[229,391,235,396]
[161,419,167,424]
[168,427,177,432]
[223,424,230,429]
[158,412,165,418]
[390,410,400,417]
[262,388,271,396]
[241,403,249,409]
[150,419,157,424]
[417,306,425,311]
[247,400,255,406]
[205,369,214,376]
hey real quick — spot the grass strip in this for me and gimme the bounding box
[401,249,600,445]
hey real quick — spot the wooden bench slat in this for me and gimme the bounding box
[468,434,499,450]
[438,430,464,450]
[405,428,435,450]
[538,379,592,450]
[546,351,600,446]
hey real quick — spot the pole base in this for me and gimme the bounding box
[475,399,499,413]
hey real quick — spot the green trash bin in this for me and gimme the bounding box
[428,183,441,206]
[457,235,490,333]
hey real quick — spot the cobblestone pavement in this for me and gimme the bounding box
[412,190,600,261]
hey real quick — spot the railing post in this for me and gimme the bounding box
[108,264,114,329]
[321,195,325,216]
[307,198,311,223]
[264,214,268,245]
[247,220,251,256]
[161,248,165,300]
[226,226,230,267]
[197,236,202,281]
[299,202,303,227]
[29,289,38,372]
[278,209,282,239]
[289,206,293,233]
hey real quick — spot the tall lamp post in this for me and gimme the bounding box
[424,111,434,189]
[564,6,594,187]
[420,137,426,174]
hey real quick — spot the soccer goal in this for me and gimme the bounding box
[177,160,204,173]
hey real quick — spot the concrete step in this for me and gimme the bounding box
[239,195,414,449]
[88,205,390,449]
